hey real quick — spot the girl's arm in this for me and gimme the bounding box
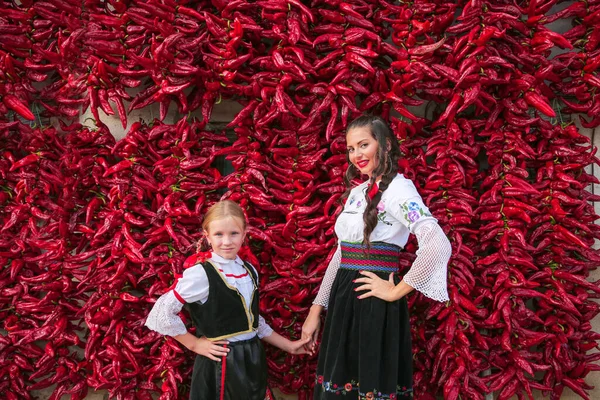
[257,314,310,354]
[144,290,188,336]
[247,264,311,354]
[145,263,231,360]
[174,332,230,361]
[262,330,311,355]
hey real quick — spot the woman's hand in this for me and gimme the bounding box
[285,337,312,355]
[301,305,322,353]
[354,271,401,302]
[189,337,230,361]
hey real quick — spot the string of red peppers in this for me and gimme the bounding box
[1,0,600,399]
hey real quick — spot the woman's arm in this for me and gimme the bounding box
[400,220,451,301]
[312,245,342,308]
[301,245,341,349]
[355,220,451,302]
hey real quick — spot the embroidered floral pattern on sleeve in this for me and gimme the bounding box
[400,200,432,228]
[316,376,413,399]
[376,201,393,226]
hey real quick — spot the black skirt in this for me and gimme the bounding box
[314,268,413,400]
[189,336,273,400]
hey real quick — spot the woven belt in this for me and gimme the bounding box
[340,241,401,272]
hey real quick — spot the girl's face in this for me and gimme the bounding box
[205,216,246,260]
[346,126,379,178]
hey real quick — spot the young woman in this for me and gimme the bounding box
[145,200,309,400]
[302,115,452,400]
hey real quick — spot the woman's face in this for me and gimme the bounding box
[205,216,246,260]
[346,126,379,178]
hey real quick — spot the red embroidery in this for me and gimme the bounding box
[218,269,249,279]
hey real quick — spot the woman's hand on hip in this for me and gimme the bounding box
[354,271,400,302]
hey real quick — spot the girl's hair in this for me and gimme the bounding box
[202,200,247,232]
[343,115,401,248]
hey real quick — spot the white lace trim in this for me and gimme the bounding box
[403,220,451,302]
[144,291,187,337]
[313,245,342,308]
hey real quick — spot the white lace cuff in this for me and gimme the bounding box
[403,220,451,302]
[313,245,342,308]
[144,291,188,337]
[257,315,274,339]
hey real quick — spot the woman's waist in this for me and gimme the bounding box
[339,241,402,272]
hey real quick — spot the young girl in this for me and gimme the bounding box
[145,200,309,400]
[302,115,451,399]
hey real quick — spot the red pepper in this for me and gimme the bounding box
[524,91,556,117]
[3,94,35,120]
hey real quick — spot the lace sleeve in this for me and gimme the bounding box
[402,220,451,302]
[144,291,188,337]
[313,245,342,309]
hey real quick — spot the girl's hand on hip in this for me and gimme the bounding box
[354,271,399,302]
[190,337,230,361]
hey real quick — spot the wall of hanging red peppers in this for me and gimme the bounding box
[1,0,600,399]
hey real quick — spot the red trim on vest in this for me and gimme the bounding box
[219,343,228,400]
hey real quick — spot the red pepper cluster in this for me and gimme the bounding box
[1,0,600,399]
[0,117,229,399]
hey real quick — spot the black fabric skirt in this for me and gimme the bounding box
[314,268,413,400]
[189,336,273,400]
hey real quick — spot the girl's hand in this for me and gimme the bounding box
[286,337,312,355]
[354,271,400,302]
[189,337,230,361]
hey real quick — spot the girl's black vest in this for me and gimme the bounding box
[186,260,259,340]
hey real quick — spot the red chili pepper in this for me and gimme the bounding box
[3,94,35,120]
[9,153,39,171]
[524,91,556,117]
[102,159,134,178]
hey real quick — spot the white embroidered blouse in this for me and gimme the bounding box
[145,252,274,340]
[313,174,451,306]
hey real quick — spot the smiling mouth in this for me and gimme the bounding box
[357,160,369,168]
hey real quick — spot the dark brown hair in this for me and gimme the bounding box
[343,115,401,248]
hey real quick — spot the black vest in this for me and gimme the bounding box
[187,260,260,340]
